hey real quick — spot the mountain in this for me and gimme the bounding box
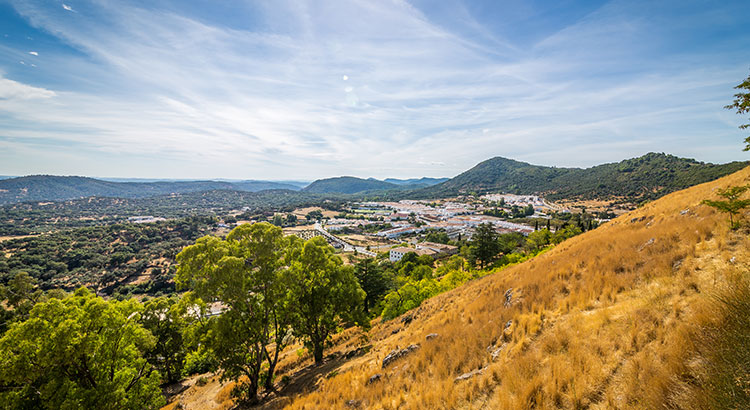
[302,176,401,194]
[416,152,749,202]
[383,177,449,186]
[0,175,301,205]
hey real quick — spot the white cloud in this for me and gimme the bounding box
[1,0,747,179]
[62,4,73,12]
[28,51,38,56]
[0,77,56,99]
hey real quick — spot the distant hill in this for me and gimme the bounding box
[0,175,301,205]
[415,153,749,202]
[384,177,449,186]
[302,176,401,194]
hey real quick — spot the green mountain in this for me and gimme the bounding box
[415,153,749,202]
[0,176,301,205]
[302,176,401,194]
[383,177,449,186]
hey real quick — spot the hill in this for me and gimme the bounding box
[302,176,401,194]
[0,176,301,205]
[168,166,750,410]
[416,152,749,203]
[383,177,449,186]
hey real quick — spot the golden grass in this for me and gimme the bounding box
[280,166,750,409]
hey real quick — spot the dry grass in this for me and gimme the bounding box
[168,167,750,410]
[283,166,750,410]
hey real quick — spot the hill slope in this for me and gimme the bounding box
[0,176,301,205]
[167,165,750,410]
[416,152,748,202]
[302,176,401,194]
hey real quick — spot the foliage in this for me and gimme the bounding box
[0,288,164,410]
[469,223,500,269]
[175,222,292,403]
[285,236,367,364]
[725,71,750,151]
[702,185,750,229]
[140,296,186,383]
[354,258,394,314]
[0,217,215,296]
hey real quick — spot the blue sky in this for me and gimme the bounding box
[0,0,749,180]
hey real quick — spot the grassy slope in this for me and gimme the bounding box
[168,166,750,410]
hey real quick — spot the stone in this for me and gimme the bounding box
[491,343,507,361]
[504,288,513,307]
[454,366,487,383]
[366,374,382,385]
[426,333,438,340]
[382,344,420,368]
[346,399,362,408]
[504,319,513,330]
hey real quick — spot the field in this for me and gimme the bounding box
[164,167,750,409]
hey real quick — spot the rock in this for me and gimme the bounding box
[391,328,400,335]
[454,367,486,383]
[366,374,382,385]
[638,238,655,251]
[673,259,683,271]
[504,288,513,307]
[426,333,438,340]
[730,256,737,264]
[382,344,420,368]
[504,320,513,330]
[491,343,507,361]
[681,208,690,215]
[400,314,414,325]
[346,399,362,408]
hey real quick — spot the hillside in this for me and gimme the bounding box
[384,177,449,186]
[416,152,749,203]
[168,166,750,409]
[302,176,401,194]
[0,176,301,205]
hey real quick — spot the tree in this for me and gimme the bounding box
[354,258,393,314]
[306,210,324,221]
[175,222,292,404]
[725,71,750,150]
[702,185,750,229]
[285,236,367,364]
[0,288,164,409]
[140,296,186,384]
[526,229,552,251]
[470,223,500,269]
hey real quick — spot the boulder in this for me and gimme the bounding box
[425,333,438,340]
[382,344,420,368]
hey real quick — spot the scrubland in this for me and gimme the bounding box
[168,166,750,410]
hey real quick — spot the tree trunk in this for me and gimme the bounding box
[313,343,324,365]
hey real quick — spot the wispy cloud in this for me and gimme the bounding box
[0,0,748,179]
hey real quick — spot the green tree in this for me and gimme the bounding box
[286,236,367,364]
[725,71,750,150]
[354,258,393,314]
[175,222,292,404]
[470,223,500,269]
[702,185,750,229]
[140,296,185,384]
[306,209,324,221]
[526,229,552,251]
[0,288,164,410]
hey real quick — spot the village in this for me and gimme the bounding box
[276,193,578,263]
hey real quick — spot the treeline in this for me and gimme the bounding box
[0,216,217,297]
[0,189,348,235]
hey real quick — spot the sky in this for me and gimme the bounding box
[0,0,749,180]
